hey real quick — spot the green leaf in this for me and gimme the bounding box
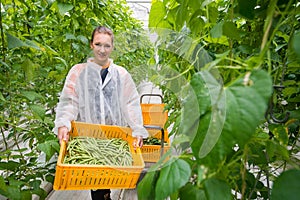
[223,21,241,40]
[30,104,46,120]
[77,35,89,44]
[201,0,214,8]
[180,183,206,200]
[57,3,74,16]
[188,10,205,36]
[0,92,6,102]
[65,33,76,40]
[8,178,26,188]
[24,39,41,50]
[37,142,52,160]
[0,59,10,70]
[181,71,225,158]
[248,142,269,165]
[192,44,213,70]
[0,161,20,171]
[171,134,190,146]
[193,70,272,166]
[211,22,223,38]
[30,180,41,191]
[32,187,47,198]
[0,176,7,192]
[271,125,289,146]
[6,33,41,51]
[271,169,300,200]
[2,180,37,199]
[181,71,211,140]
[291,31,300,60]
[21,91,44,101]
[197,165,206,186]
[137,170,159,200]
[21,59,40,80]
[189,0,202,11]
[37,140,59,161]
[1,185,21,200]
[266,140,289,161]
[178,37,193,57]
[155,158,191,200]
[203,178,232,200]
[149,1,172,29]
[283,87,299,98]
[14,189,32,200]
[51,139,61,153]
[54,56,68,68]
[6,33,27,49]
[175,3,188,30]
[44,44,58,55]
[45,174,55,184]
[236,0,257,19]
[209,70,272,158]
[208,6,218,24]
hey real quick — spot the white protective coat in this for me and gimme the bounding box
[53,58,148,138]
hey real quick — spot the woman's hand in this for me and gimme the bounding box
[133,135,143,150]
[58,126,69,145]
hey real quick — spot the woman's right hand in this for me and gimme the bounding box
[58,126,69,145]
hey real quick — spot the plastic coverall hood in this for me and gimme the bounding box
[54,58,148,138]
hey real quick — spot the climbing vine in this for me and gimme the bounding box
[138,0,300,199]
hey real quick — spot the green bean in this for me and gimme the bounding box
[63,137,133,166]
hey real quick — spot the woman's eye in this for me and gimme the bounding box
[94,43,110,49]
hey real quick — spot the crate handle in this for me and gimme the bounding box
[134,147,142,155]
[140,94,163,104]
[57,140,67,164]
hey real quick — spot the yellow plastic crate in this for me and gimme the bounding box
[53,121,145,190]
[141,103,168,128]
[146,129,169,142]
[141,142,170,163]
[141,128,170,162]
[140,94,170,162]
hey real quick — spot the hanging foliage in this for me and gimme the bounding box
[0,0,153,199]
[138,0,300,199]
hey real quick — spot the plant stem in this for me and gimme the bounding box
[248,170,262,199]
[12,122,26,164]
[261,0,278,52]
[240,147,248,200]
[0,2,5,61]
[264,151,271,199]
[229,0,234,66]
[259,0,294,66]
[0,127,8,151]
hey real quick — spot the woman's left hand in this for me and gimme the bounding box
[133,135,143,150]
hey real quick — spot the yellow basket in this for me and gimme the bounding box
[141,140,170,163]
[141,103,168,128]
[141,128,170,163]
[140,94,170,162]
[145,129,169,142]
[53,121,145,190]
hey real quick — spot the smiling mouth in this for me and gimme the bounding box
[98,53,106,58]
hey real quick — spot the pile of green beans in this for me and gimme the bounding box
[63,136,133,166]
[143,136,169,146]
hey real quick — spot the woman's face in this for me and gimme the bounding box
[90,32,113,66]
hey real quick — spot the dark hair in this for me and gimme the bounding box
[90,26,114,44]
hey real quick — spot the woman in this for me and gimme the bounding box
[54,26,148,200]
